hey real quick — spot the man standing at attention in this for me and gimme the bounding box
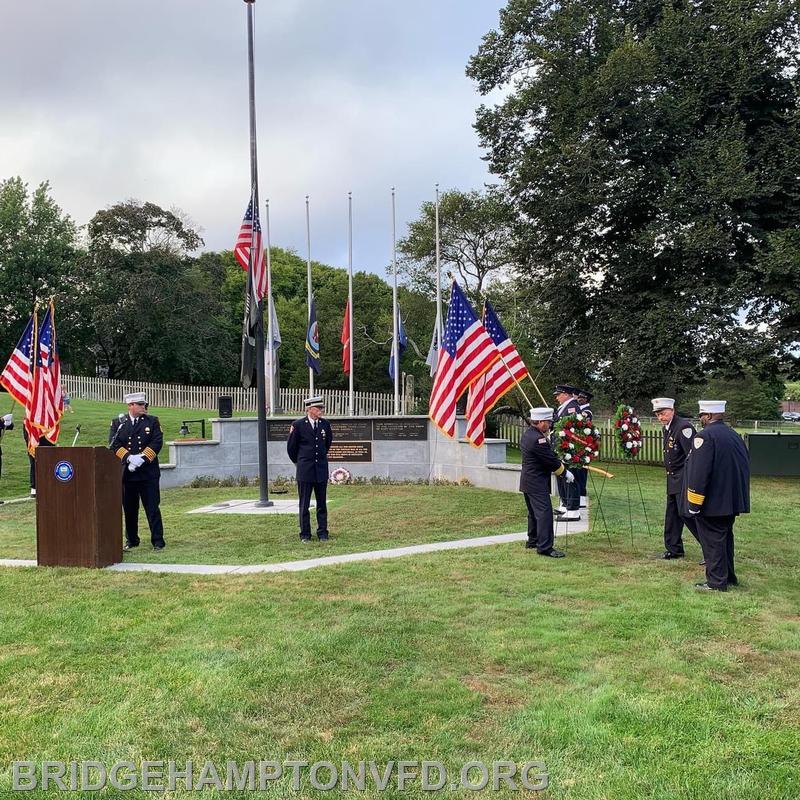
[552,383,582,521]
[652,397,700,561]
[109,391,165,551]
[521,407,575,558]
[683,400,750,591]
[287,396,333,542]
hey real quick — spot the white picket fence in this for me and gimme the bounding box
[62,374,417,416]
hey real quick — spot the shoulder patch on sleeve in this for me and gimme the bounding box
[693,436,704,448]
[682,427,692,438]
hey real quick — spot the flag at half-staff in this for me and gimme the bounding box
[465,300,529,447]
[429,281,500,438]
[388,306,407,380]
[306,296,321,375]
[341,298,351,374]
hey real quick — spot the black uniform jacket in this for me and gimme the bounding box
[109,414,163,482]
[287,417,333,483]
[554,398,581,421]
[682,421,750,517]
[519,426,566,494]
[663,415,695,494]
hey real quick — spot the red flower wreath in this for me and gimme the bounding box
[552,411,601,467]
[613,403,643,458]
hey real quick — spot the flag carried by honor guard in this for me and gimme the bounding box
[306,296,321,375]
[465,300,529,447]
[28,301,63,443]
[429,281,501,438]
[0,312,36,407]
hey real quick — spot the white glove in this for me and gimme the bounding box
[2,413,12,426]
[565,470,575,483]
[127,463,138,472]
[688,509,700,515]
[127,454,146,470]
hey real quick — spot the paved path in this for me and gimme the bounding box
[0,518,587,575]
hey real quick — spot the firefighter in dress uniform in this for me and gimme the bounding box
[552,384,582,521]
[287,396,333,542]
[682,400,750,591]
[109,391,165,551]
[575,388,593,509]
[651,397,700,560]
[520,407,575,558]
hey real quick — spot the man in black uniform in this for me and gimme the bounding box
[521,406,574,558]
[109,391,165,551]
[575,388,593,509]
[552,383,582,521]
[683,400,750,591]
[652,397,700,560]
[0,411,13,503]
[287,396,333,542]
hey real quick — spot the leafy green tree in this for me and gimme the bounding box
[397,188,516,301]
[468,0,800,398]
[0,177,77,354]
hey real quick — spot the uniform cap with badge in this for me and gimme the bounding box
[124,392,147,405]
[304,396,325,409]
[529,407,555,421]
[553,384,579,396]
[698,400,726,414]
[651,397,675,411]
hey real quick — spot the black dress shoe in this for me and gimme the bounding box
[694,581,726,592]
[123,543,139,551]
[699,559,706,566]
[662,551,685,560]
[300,537,311,543]
[153,544,165,551]
[525,541,537,549]
[318,534,330,541]
[539,548,566,558]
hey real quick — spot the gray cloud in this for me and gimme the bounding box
[0,0,504,273]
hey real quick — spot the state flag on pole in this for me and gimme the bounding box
[425,321,440,377]
[388,307,407,380]
[341,298,351,374]
[465,300,529,447]
[0,313,36,407]
[305,296,321,375]
[428,281,500,438]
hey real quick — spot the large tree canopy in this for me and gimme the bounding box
[468,0,800,398]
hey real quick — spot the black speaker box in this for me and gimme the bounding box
[218,395,233,418]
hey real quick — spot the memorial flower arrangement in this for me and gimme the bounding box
[613,403,643,458]
[329,467,353,485]
[552,411,601,467]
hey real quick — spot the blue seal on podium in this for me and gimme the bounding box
[54,460,75,482]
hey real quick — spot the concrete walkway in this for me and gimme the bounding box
[0,517,587,575]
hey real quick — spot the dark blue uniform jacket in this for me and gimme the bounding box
[109,414,163,482]
[519,426,566,494]
[664,415,695,495]
[683,421,750,516]
[287,417,333,483]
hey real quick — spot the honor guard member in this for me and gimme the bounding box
[652,397,700,560]
[287,396,333,542]
[682,400,750,591]
[575,388,593,509]
[22,426,54,497]
[520,407,574,558]
[109,392,165,551]
[552,383,582,520]
[0,411,13,503]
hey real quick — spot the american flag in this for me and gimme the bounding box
[234,199,268,304]
[465,300,529,447]
[27,303,63,443]
[341,298,351,374]
[0,313,36,407]
[429,282,500,438]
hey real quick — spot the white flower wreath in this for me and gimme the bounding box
[330,467,352,485]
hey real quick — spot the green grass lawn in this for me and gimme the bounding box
[0,400,799,798]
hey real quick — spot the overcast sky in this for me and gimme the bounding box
[0,1,505,276]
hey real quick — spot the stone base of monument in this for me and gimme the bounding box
[187,499,313,515]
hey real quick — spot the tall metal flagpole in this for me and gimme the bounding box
[347,192,354,416]
[306,194,314,395]
[391,187,399,415]
[434,184,443,345]
[244,0,271,505]
[265,198,275,416]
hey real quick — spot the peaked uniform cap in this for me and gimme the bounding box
[651,397,675,411]
[698,400,726,414]
[529,407,555,421]
[124,392,147,404]
[304,396,325,409]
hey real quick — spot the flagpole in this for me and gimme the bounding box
[434,183,443,345]
[391,187,399,416]
[306,194,314,395]
[265,198,275,417]
[244,0,271,506]
[347,192,354,416]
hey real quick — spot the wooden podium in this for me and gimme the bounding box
[36,447,122,568]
